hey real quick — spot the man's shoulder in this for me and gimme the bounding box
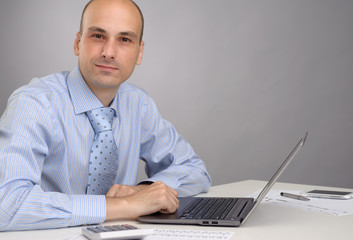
[13,71,70,98]
[119,82,149,98]
[8,71,71,112]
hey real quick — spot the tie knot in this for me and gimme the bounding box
[86,107,115,133]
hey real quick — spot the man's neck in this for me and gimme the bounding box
[93,87,118,107]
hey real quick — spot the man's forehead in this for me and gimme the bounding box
[82,0,142,34]
[84,0,141,24]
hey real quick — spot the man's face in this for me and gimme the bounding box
[74,0,144,96]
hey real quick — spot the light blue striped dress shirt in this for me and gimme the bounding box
[0,66,211,231]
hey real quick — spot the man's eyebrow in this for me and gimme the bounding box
[87,26,106,33]
[120,31,138,40]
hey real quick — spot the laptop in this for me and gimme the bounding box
[138,132,308,227]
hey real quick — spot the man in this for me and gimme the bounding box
[0,0,211,231]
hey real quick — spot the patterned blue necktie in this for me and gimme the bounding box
[86,107,119,195]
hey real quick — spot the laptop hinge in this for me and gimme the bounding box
[239,200,255,221]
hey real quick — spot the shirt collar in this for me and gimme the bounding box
[67,65,118,115]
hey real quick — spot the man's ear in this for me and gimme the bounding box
[74,32,81,56]
[136,41,145,65]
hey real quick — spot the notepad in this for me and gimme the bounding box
[249,189,353,216]
[145,229,234,240]
[60,229,234,240]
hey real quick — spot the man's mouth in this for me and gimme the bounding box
[95,64,119,71]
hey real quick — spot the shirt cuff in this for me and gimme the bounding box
[145,175,180,190]
[71,194,106,226]
[137,181,154,185]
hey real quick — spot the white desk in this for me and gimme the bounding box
[2,180,353,240]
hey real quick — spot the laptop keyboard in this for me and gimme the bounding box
[178,197,247,220]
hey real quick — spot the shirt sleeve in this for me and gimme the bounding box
[139,95,212,197]
[0,90,106,231]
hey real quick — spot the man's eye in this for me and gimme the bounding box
[121,37,131,43]
[93,34,104,39]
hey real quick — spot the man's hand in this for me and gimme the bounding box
[106,183,150,198]
[105,181,179,221]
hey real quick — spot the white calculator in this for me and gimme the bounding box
[82,224,154,240]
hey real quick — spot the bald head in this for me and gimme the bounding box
[79,0,144,44]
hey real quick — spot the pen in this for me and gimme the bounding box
[280,192,310,201]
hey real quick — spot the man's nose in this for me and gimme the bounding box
[102,40,116,60]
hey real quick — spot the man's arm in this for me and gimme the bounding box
[0,91,105,231]
[139,96,212,197]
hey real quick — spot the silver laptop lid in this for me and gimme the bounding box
[243,132,308,223]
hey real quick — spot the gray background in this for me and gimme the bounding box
[1,0,352,188]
